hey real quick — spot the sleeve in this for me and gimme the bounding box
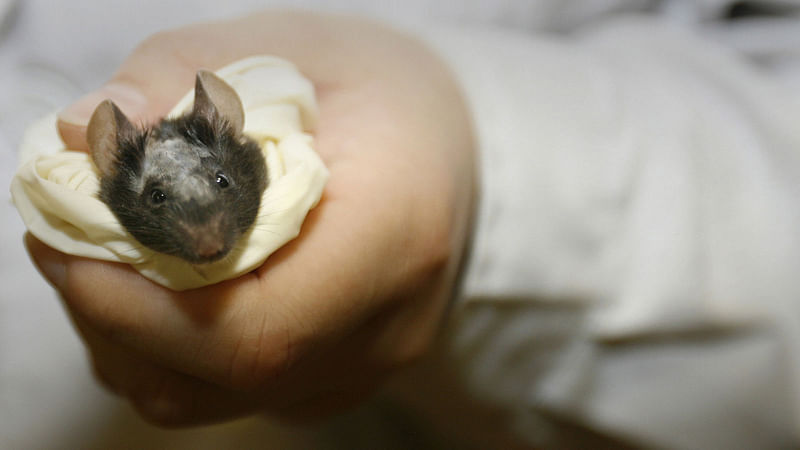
[414,17,800,449]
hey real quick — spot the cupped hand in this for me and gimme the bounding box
[26,11,476,426]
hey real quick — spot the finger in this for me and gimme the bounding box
[72,313,263,427]
[58,82,151,151]
[26,234,282,391]
[56,34,206,150]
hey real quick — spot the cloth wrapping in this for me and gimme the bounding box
[10,56,329,290]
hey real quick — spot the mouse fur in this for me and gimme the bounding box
[87,71,268,264]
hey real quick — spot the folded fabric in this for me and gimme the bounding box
[11,56,329,290]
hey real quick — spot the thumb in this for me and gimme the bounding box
[57,81,149,151]
[56,45,198,151]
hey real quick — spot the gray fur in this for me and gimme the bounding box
[87,71,268,265]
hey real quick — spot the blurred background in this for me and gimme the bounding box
[3,1,800,448]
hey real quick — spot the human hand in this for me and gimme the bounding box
[26,11,476,426]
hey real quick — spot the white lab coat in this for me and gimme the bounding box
[3,1,800,448]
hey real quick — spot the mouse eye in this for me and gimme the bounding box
[215,173,229,188]
[150,189,166,204]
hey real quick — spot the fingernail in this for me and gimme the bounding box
[24,234,67,290]
[58,82,148,126]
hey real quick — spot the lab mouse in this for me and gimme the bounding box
[87,70,268,264]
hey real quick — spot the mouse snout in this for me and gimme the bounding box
[180,213,230,262]
[194,234,224,258]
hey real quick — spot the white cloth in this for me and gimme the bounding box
[416,16,800,449]
[10,56,329,290]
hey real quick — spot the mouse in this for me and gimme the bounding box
[86,70,268,264]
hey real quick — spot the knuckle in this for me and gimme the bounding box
[406,207,454,282]
[132,30,180,56]
[129,376,189,428]
[89,359,121,394]
[388,332,433,370]
[423,227,453,275]
[129,26,209,73]
[134,400,184,428]
[126,29,197,76]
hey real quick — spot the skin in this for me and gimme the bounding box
[26,11,476,427]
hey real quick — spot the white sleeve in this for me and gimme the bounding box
[415,17,800,449]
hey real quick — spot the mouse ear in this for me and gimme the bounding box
[193,70,245,134]
[87,99,135,178]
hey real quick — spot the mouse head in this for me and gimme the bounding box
[87,70,267,264]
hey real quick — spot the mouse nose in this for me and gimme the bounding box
[194,234,225,258]
[181,213,229,262]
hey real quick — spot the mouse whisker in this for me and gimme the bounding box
[255,207,299,219]
[248,227,282,237]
